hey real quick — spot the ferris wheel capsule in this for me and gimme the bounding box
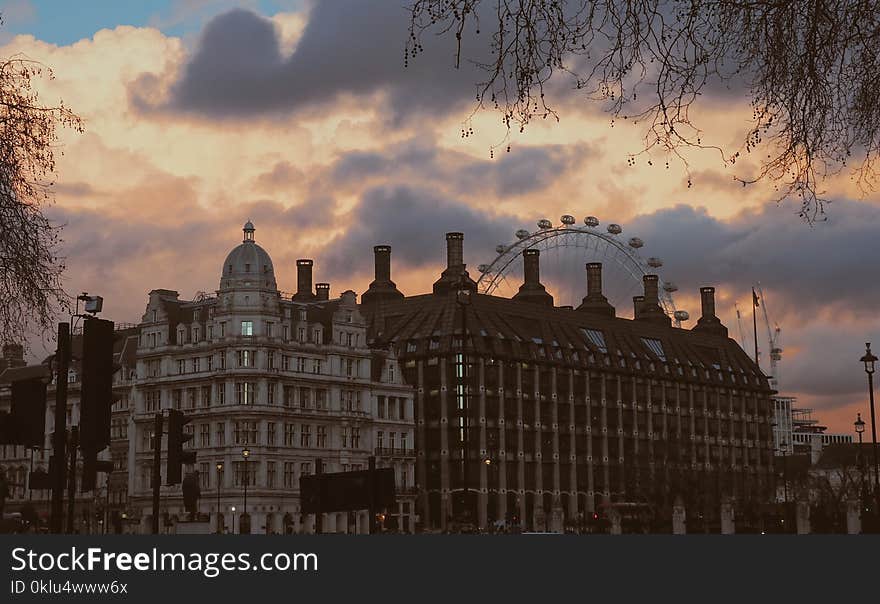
[647,257,663,268]
[663,282,678,293]
[515,229,530,239]
[584,216,599,227]
[607,223,622,235]
[478,264,490,273]
[628,237,644,248]
[495,244,507,254]
[537,219,552,229]
[674,310,690,322]
[560,214,575,225]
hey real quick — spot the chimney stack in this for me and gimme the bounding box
[633,296,644,320]
[513,249,553,306]
[692,286,728,337]
[293,259,315,301]
[577,262,615,317]
[433,232,476,295]
[362,245,404,306]
[315,283,330,301]
[636,274,671,326]
[446,232,464,268]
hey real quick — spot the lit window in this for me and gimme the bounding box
[641,338,666,361]
[241,321,253,336]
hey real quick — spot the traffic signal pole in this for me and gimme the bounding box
[66,426,78,534]
[50,322,70,534]
[315,458,323,535]
[152,412,163,534]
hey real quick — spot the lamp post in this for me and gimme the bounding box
[855,414,866,512]
[860,343,880,518]
[215,462,223,534]
[241,448,250,534]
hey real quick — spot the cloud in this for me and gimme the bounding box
[136,3,485,124]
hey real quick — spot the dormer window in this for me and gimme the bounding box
[245,263,251,272]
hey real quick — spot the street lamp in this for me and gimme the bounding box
[241,448,250,534]
[215,462,224,534]
[855,414,867,513]
[859,343,880,518]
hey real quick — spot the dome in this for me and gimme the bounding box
[219,221,277,291]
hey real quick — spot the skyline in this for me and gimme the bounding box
[3,1,879,435]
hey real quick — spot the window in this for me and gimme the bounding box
[234,420,258,444]
[283,462,296,488]
[141,427,154,452]
[284,423,296,446]
[377,431,384,449]
[219,322,226,337]
[317,426,327,448]
[217,383,225,405]
[343,390,357,412]
[266,321,274,338]
[236,382,256,405]
[351,427,360,448]
[207,355,213,371]
[149,332,157,348]
[313,359,322,374]
[389,432,396,450]
[346,332,354,346]
[219,354,226,370]
[268,351,275,369]
[400,432,407,451]
[345,358,356,377]
[267,422,276,447]
[267,381,276,405]
[233,461,256,487]
[177,359,185,375]
[399,398,406,420]
[313,329,322,343]
[216,423,226,446]
[378,396,386,418]
[172,389,182,410]
[300,462,311,477]
[144,390,160,413]
[341,427,349,448]
[641,337,667,361]
[199,424,210,447]
[237,350,255,367]
[241,321,253,336]
[282,355,290,371]
[192,326,200,342]
[266,461,276,488]
[201,385,211,407]
[147,359,160,377]
[389,397,398,420]
[388,363,395,382]
[283,325,289,341]
[297,357,306,372]
[192,357,200,373]
[298,327,306,342]
[299,387,311,408]
[299,310,307,321]
[151,309,158,323]
[187,388,197,409]
[284,385,295,407]
[208,325,214,340]
[581,328,607,353]
[300,424,312,447]
[315,389,327,410]
[178,328,186,344]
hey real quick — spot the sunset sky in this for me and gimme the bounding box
[3,0,879,435]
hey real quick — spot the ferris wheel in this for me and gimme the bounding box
[476,215,689,324]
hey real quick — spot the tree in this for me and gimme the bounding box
[406,1,880,221]
[0,14,83,347]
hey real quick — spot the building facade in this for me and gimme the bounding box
[362,232,778,532]
[1,223,416,534]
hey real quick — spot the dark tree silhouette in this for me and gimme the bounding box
[406,1,880,221]
[0,15,83,348]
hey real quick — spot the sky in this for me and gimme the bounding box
[2,0,879,435]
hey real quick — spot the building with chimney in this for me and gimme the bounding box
[1,222,416,534]
[361,232,777,532]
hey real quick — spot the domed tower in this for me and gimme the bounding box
[219,221,278,294]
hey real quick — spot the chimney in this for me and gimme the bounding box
[374,245,391,281]
[513,249,553,306]
[633,296,644,320]
[362,245,404,306]
[293,259,315,301]
[1,344,25,370]
[577,262,615,317]
[636,274,671,326]
[692,286,728,337]
[433,232,476,295]
[446,232,464,268]
[315,283,330,301]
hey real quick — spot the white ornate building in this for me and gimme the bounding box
[124,221,416,533]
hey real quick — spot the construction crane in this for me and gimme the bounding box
[734,302,748,350]
[755,283,783,391]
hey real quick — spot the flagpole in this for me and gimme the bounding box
[752,288,759,368]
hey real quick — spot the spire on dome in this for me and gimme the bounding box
[243,220,255,242]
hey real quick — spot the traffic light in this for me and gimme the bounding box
[166,409,196,485]
[0,375,48,446]
[80,317,115,453]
